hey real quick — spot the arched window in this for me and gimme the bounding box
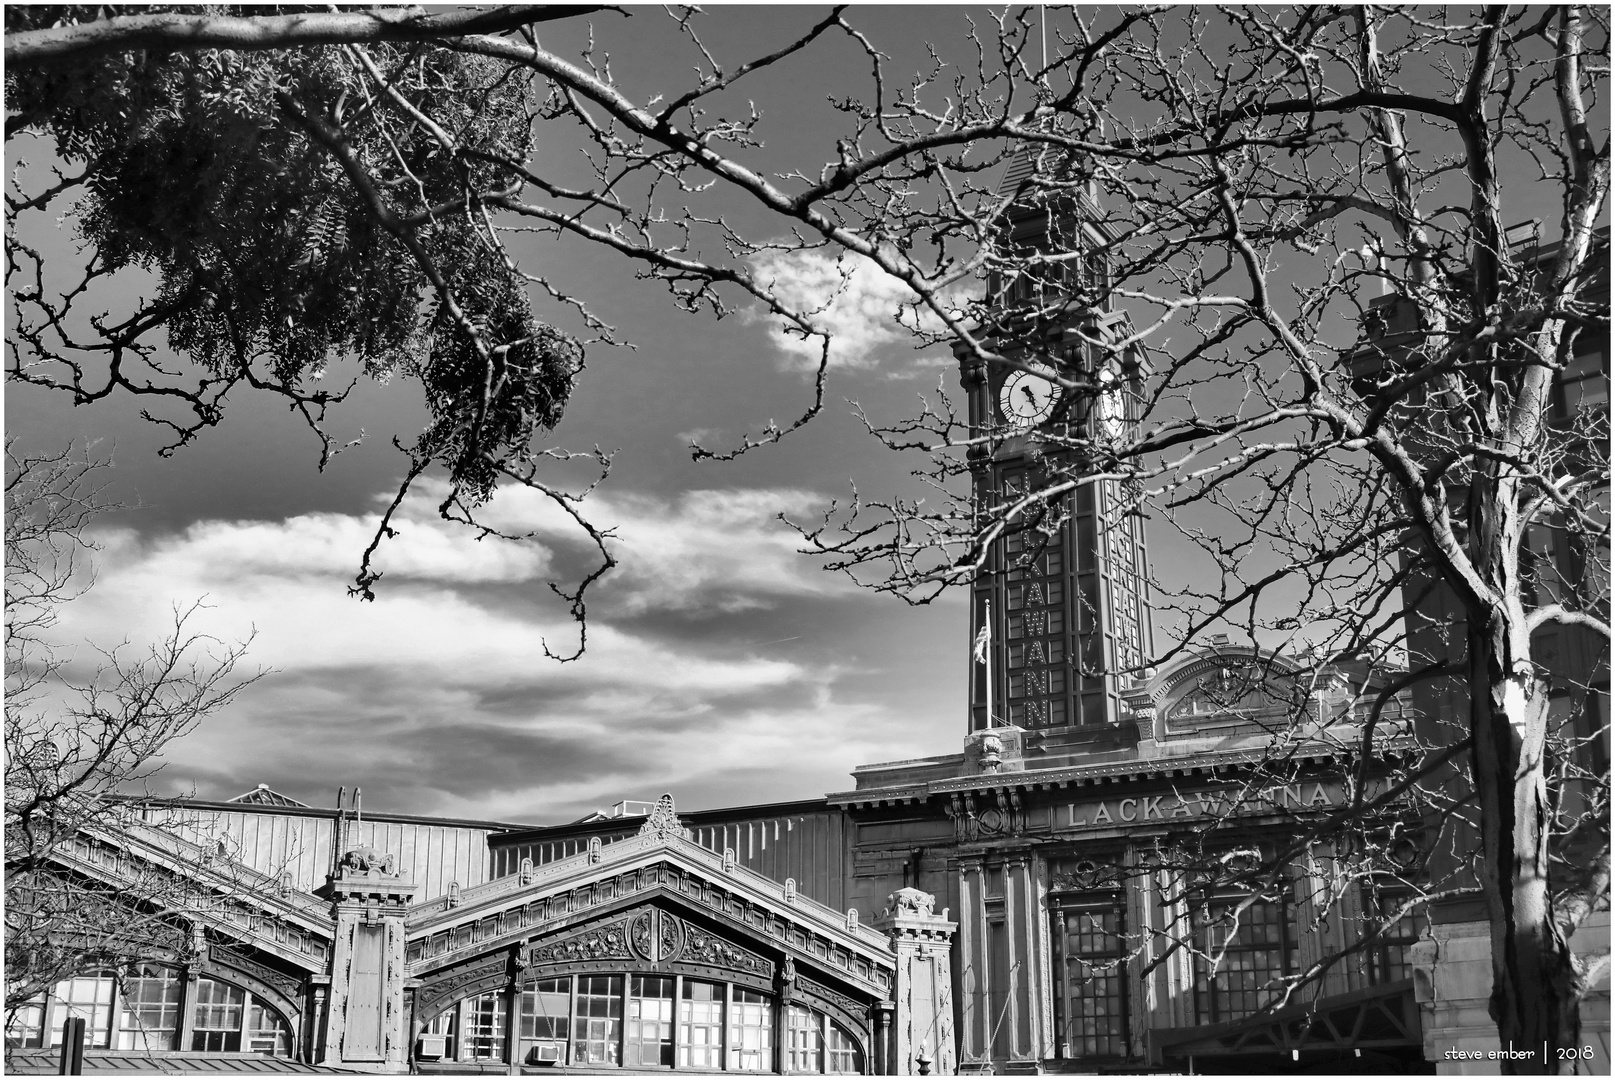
[190,977,293,1055]
[5,968,291,1059]
[825,1020,863,1074]
[784,1004,863,1074]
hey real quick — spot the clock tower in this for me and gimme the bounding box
[954,197,1154,750]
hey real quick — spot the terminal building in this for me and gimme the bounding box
[7,206,1608,1076]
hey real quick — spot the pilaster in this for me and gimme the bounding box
[877,887,959,1076]
[318,846,417,1072]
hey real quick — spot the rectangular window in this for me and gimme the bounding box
[519,976,570,1065]
[1048,637,1065,664]
[1056,897,1128,1058]
[462,990,506,1062]
[7,998,46,1049]
[1363,886,1425,985]
[1048,668,1067,696]
[572,975,621,1067]
[1007,614,1024,640]
[46,973,115,1049]
[191,979,245,1053]
[728,988,773,1072]
[1193,892,1293,1024]
[1007,583,1025,610]
[1008,672,1026,699]
[1048,698,1067,726]
[626,975,674,1068]
[785,1004,821,1073]
[679,981,724,1069]
[116,966,180,1051]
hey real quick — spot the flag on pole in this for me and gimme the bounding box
[975,599,995,728]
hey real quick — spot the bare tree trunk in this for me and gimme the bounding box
[1469,484,1583,1073]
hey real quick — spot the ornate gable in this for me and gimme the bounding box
[405,796,895,1002]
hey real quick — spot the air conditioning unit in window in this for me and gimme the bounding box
[416,1034,447,1060]
[526,1040,565,1064]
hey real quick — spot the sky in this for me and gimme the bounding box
[5,7,1012,825]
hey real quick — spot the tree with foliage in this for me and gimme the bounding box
[4,440,262,1018]
[6,5,1609,1070]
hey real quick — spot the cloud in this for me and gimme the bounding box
[39,481,942,823]
[750,250,953,372]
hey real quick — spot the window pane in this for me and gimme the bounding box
[785,1005,821,1073]
[826,1020,864,1075]
[1364,886,1426,986]
[6,998,46,1049]
[116,965,181,1051]
[627,975,674,1068]
[571,975,621,1067]
[679,981,724,1069]
[1193,893,1293,1024]
[461,990,506,1062]
[190,979,244,1053]
[247,1002,291,1057]
[1059,901,1128,1058]
[728,988,773,1072]
[518,975,570,1065]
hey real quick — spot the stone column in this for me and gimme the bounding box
[318,846,417,1072]
[877,887,959,1076]
[872,1003,894,1075]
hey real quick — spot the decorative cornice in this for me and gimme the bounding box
[833,742,1375,807]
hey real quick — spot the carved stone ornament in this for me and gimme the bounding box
[519,857,537,885]
[978,732,1003,774]
[883,887,937,919]
[1049,859,1121,893]
[637,793,684,841]
[588,836,603,864]
[339,845,397,876]
[846,908,859,931]
[722,847,737,873]
[783,878,798,904]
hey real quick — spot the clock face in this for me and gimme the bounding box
[998,367,1057,426]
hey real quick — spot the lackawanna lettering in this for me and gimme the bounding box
[1062,781,1364,828]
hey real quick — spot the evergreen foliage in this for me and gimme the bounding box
[6,5,581,502]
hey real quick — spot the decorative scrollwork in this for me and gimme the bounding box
[1049,858,1123,892]
[660,912,683,962]
[681,925,769,976]
[630,912,654,960]
[638,793,684,841]
[528,924,633,965]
